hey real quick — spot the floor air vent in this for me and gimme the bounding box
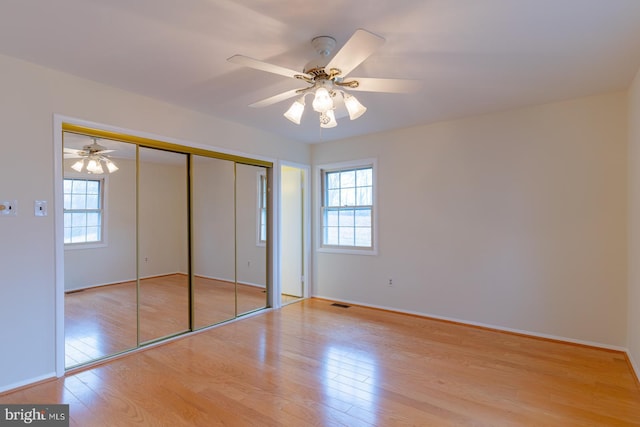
[331,303,351,308]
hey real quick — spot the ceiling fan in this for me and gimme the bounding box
[64,138,119,174]
[228,29,419,128]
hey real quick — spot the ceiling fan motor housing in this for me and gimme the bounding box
[304,36,337,76]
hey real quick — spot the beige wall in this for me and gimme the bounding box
[312,92,628,347]
[0,53,308,392]
[628,68,640,375]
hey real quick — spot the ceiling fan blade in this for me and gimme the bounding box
[228,55,309,80]
[326,29,385,78]
[63,147,82,154]
[249,89,303,108]
[64,154,82,159]
[347,77,422,93]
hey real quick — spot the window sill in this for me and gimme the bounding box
[64,242,107,251]
[317,246,377,256]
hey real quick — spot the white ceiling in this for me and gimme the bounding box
[2,1,640,144]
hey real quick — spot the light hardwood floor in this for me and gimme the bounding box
[65,275,268,367]
[4,299,640,426]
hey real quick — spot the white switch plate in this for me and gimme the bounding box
[34,200,47,216]
[0,200,17,216]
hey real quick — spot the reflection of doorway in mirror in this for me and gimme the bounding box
[281,165,305,305]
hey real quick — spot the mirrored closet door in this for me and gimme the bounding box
[192,155,236,328]
[62,127,272,369]
[138,147,190,343]
[235,163,268,315]
[63,134,138,368]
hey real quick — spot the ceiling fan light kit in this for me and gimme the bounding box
[228,28,416,130]
[66,138,119,174]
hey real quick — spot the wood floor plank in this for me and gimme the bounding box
[3,298,640,426]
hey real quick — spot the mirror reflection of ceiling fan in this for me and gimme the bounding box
[228,28,420,128]
[64,138,119,174]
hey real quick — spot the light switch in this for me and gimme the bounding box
[0,200,17,216]
[35,200,47,217]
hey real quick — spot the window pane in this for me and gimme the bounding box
[64,228,71,244]
[355,227,371,247]
[356,187,372,205]
[63,179,72,193]
[72,180,87,194]
[338,227,354,246]
[340,171,355,188]
[63,195,71,210]
[86,212,100,227]
[86,195,99,209]
[64,212,71,228]
[72,213,87,227]
[339,209,354,227]
[86,226,101,242]
[355,208,371,227]
[324,226,339,245]
[86,181,100,194]
[341,188,355,206]
[70,194,86,210]
[71,227,86,243]
[327,189,340,207]
[325,209,339,226]
[327,172,340,189]
[356,169,372,187]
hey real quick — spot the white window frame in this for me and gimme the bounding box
[63,173,108,250]
[256,170,267,246]
[316,158,377,255]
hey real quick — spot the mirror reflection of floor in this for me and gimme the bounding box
[64,274,272,368]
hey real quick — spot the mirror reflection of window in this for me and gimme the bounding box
[236,164,268,315]
[63,133,137,368]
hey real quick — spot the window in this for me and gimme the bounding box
[320,160,375,253]
[64,178,104,245]
[258,172,267,244]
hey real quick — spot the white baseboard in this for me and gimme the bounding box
[312,295,627,352]
[628,352,640,384]
[0,372,56,394]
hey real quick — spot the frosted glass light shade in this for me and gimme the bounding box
[105,159,119,173]
[86,159,103,174]
[312,87,333,113]
[344,93,367,120]
[71,160,84,172]
[319,110,337,128]
[284,98,305,124]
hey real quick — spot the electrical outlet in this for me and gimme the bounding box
[388,278,394,287]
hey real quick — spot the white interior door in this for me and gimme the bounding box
[281,165,304,297]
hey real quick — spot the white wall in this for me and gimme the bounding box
[0,52,308,392]
[312,92,628,347]
[628,68,640,374]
